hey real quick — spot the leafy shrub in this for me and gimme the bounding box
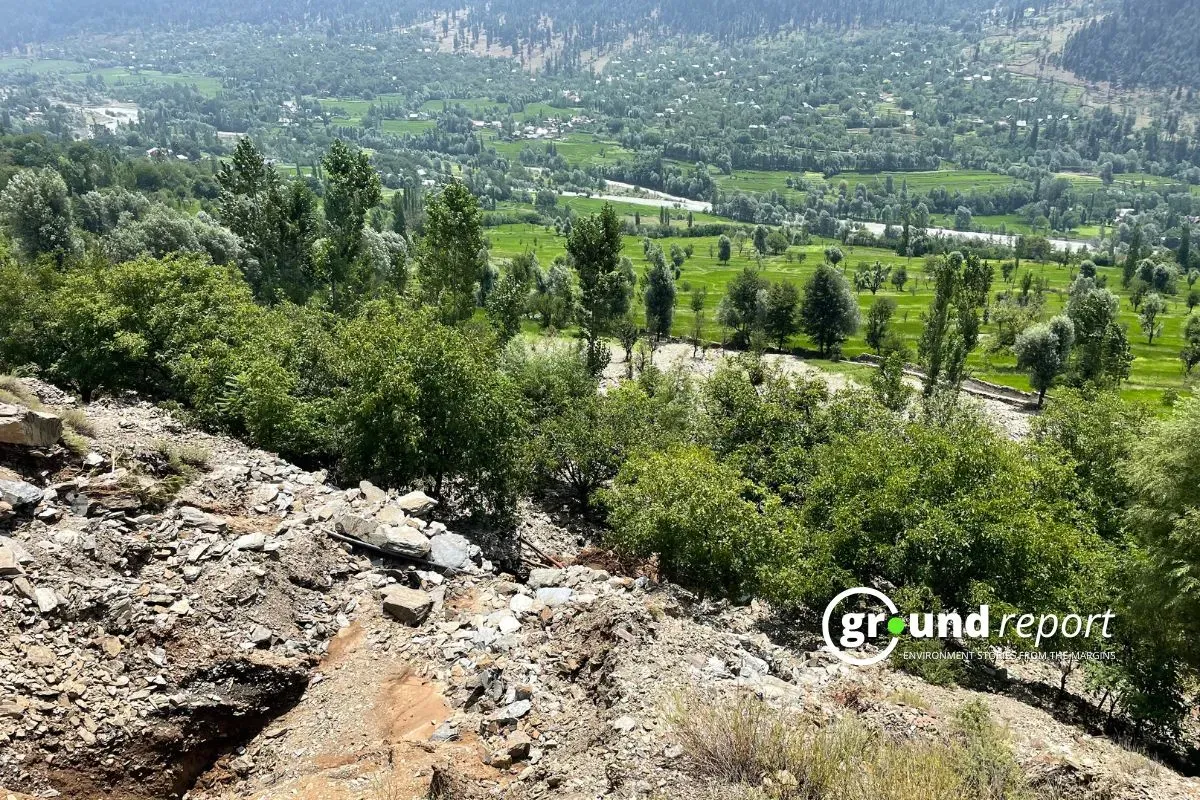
[602,444,788,597]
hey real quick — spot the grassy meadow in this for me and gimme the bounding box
[486,206,1194,401]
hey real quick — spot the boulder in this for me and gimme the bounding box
[428,532,472,571]
[396,490,437,515]
[0,403,62,448]
[379,525,431,559]
[358,480,386,504]
[0,479,43,508]
[535,587,573,607]
[381,585,433,626]
[527,568,563,589]
[334,513,377,541]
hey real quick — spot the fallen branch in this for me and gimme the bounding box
[326,529,465,576]
[520,535,565,568]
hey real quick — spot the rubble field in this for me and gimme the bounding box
[0,381,1197,800]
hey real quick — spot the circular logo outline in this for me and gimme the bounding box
[822,587,901,666]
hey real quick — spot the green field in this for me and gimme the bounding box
[84,67,222,96]
[485,214,1193,400]
[484,131,633,166]
[831,169,1023,193]
[0,58,85,74]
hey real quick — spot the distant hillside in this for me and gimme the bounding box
[0,0,1002,50]
[1061,0,1200,91]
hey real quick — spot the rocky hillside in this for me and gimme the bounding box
[0,379,1197,800]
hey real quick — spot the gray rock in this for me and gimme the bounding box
[0,479,43,508]
[381,585,433,626]
[527,568,563,589]
[34,587,59,614]
[535,587,573,607]
[12,576,35,602]
[178,506,228,532]
[396,490,437,515]
[428,532,472,571]
[232,532,266,551]
[249,625,274,647]
[430,723,459,742]
[0,403,62,447]
[379,525,431,559]
[488,699,532,728]
[375,506,408,525]
[83,452,106,468]
[334,513,377,541]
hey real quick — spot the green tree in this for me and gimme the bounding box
[419,182,486,322]
[337,304,524,514]
[717,234,732,264]
[954,205,973,231]
[864,296,897,354]
[1182,313,1200,375]
[485,273,528,343]
[918,252,990,397]
[1125,397,1200,676]
[752,225,769,255]
[854,260,890,295]
[690,285,708,356]
[534,379,686,512]
[870,351,913,411]
[890,265,908,292]
[568,204,631,374]
[644,244,677,339]
[1139,292,1167,344]
[41,254,260,404]
[799,263,859,357]
[0,167,79,265]
[320,140,382,304]
[824,246,844,270]
[1066,277,1132,385]
[766,229,789,255]
[1014,315,1075,406]
[762,280,801,350]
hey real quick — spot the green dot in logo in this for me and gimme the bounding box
[887,616,906,636]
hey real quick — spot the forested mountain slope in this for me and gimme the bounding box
[1061,0,1200,91]
[0,0,1004,50]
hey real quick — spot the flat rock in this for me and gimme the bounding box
[232,532,266,551]
[535,587,573,607]
[527,568,563,589]
[0,479,43,508]
[381,585,433,626]
[396,490,437,515]
[0,545,22,576]
[0,403,62,447]
[178,506,228,532]
[428,532,472,571]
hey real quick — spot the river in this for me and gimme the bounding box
[561,184,1091,253]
